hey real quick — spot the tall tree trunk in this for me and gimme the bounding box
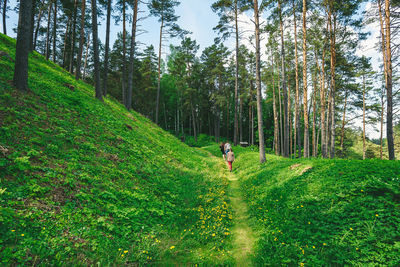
[254,0,266,163]
[69,0,78,73]
[52,0,57,62]
[45,2,52,59]
[340,91,348,155]
[380,89,384,159]
[126,0,139,110]
[102,0,112,96]
[328,5,336,158]
[14,0,33,91]
[279,0,289,157]
[191,102,197,142]
[122,0,127,106]
[33,5,44,51]
[362,74,366,160]
[75,0,86,80]
[272,58,279,155]
[326,78,332,156]
[312,69,317,157]
[240,95,243,143]
[155,12,164,124]
[288,78,292,156]
[2,0,7,35]
[62,17,70,68]
[29,0,36,52]
[293,0,300,158]
[384,0,395,160]
[234,0,239,146]
[319,33,327,158]
[302,0,309,158]
[91,0,102,101]
[82,33,90,80]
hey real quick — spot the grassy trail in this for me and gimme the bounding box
[217,156,256,266]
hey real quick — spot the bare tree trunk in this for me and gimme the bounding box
[312,70,317,157]
[288,79,292,156]
[272,57,279,155]
[362,74,366,160]
[254,0,266,163]
[302,0,309,158]
[384,0,395,160]
[126,0,139,111]
[279,0,289,157]
[45,2,52,59]
[102,0,112,95]
[29,0,36,52]
[328,6,336,158]
[52,0,57,62]
[319,34,327,158]
[122,0,127,106]
[340,91,348,155]
[2,0,7,35]
[75,0,86,80]
[14,0,33,91]
[380,89,384,159]
[293,0,300,158]
[82,33,90,80]
[155,13,164,124]
[240,95,243,143]
[91,0,102,101]
[234,0,239,146]
[33,5,44,51]
[191,102,197,142]
[62,17,70,68]
[69,0,78,73]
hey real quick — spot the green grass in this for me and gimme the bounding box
[227,148,400,266]
[0,34,233,265]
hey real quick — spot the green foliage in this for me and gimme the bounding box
[231,149,400,266]
[0,33,233,265]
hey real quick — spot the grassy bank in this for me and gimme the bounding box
[0,34,233,265]
[230,149,400,266]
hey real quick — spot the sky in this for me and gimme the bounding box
[3,1,384,139]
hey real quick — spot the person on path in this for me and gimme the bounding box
[226,148,235,172]
[220,142,226,160]
[224,142,231,160]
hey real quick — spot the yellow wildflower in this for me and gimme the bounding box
[11,230,15,232]
[21,234,24,237]
[118,248,122,251]
[350,228,353,231]
[170,246,175,250]
[323,243,327,246]
[124,250,128,254]
[212,233,215,237]
[375,214,379,217]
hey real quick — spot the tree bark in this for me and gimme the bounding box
[302,0,309,158]
[82,33,90,80]
[62,17,71,68]
[29,0,36,52]
[380,89,384,159]
[69,0,78,73]
[362,74,366,160]
[14,0,33,91]
[155,11,164,124]
[384,0,395,160]
[102,0,112,96]
[2,0,7,35]
[279,0,289,157]
[75,0,86,80]
[52,0,57,62]
[272,57,279,155]
[234,0,239,146]
[91,0,102,101]
[33,4,44,51]
[319,32,327,158]
[254,0,266,163]
[45,2,52,59]
[126,0,139,110]
[312,69,317,157]
[122,0,127,106]
[328,5,336,158]
[293,0,300,158]
[191,102,197,142]
[340,91,348,155]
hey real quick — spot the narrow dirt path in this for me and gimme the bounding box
[217,158,256,266]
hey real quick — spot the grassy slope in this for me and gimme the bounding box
[228,148,400,266]
[0,34,233,265]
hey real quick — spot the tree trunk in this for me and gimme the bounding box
[75,0,86,80]
[302,0,309,158]
[191,102,197,142]
[319,33,327,158]
[45,2,52,59]
[362,74,366,160]
[312,70,317,157]
[340,91,348,155]
[33,5,44,51]
[29,0,36,52]
[52,0,57,62]
[69,0,78,73]
[122,0,127,106]
[234,0,239,146]
[91,0,102,101]
[155,13,164,124]
[82,33,90,80]
[102,0,112,95]
[14,0,33,91]
[279,0,289,157]
[254,0,266,163]
[240,95,243,143]
[293,0,300,158]
[2,0,7,35]
[328,5,336,158]
[62,17,70,68]
[384,0,395,160]
[272,58,279,155]
[126,0,138,111]
[380,89,384,159]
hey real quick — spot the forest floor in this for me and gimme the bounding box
[218,155,256,266]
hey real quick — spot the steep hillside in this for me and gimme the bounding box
[219,147,400,266]
[0,34,233,265]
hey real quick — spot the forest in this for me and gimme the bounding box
[1,0,400,265]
